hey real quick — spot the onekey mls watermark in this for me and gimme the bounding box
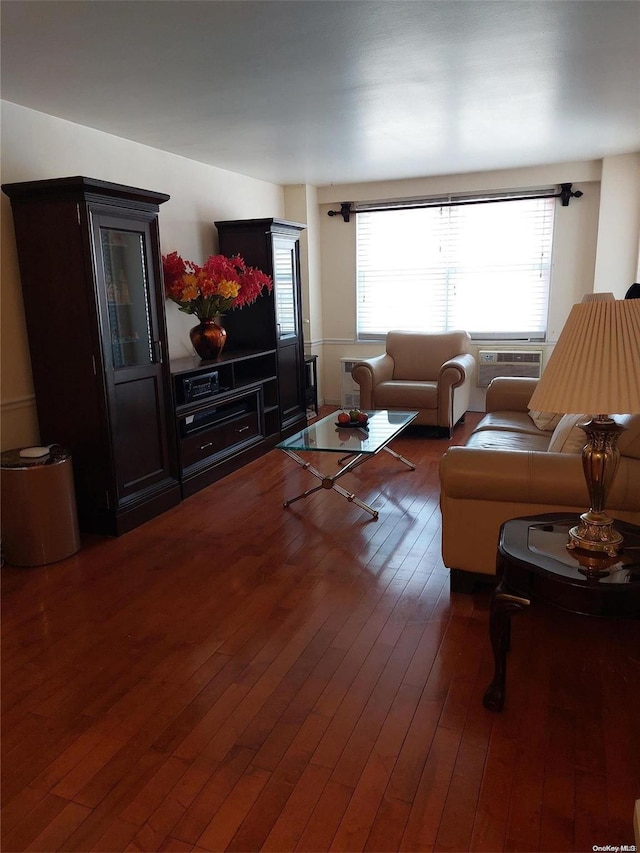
[592,846,636,852]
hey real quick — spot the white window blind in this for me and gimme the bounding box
[356,195,555,341]
[274,244,296,336]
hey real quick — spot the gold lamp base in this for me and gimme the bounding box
[567,510,624,556]
[565,416,626,565]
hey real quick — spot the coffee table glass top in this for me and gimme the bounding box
[276,410,418,454]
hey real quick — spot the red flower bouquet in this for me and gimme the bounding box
[162,251,273,320]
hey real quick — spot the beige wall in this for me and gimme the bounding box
[593,152,640,296]
[316,161,608,408]
[1,101,284,449]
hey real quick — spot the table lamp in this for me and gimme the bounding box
[528,297,640,556]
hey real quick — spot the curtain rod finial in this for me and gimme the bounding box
[559,183,583,206]
[327,202,353,222]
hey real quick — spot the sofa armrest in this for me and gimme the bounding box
[352,354,394,409]
[485,377,539,413]
[440,446,587,504]
[440,446,639,509]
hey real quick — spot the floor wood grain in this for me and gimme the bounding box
[2,409,639,852]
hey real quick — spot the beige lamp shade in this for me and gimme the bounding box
[528,299,640,415]
[581,292,615,302]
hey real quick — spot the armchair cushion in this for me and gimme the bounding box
[386,330,470,380]
[373,380,438,410]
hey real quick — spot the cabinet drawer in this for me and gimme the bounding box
[181,412,260,469]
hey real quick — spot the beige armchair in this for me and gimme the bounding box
[351,330,475,437]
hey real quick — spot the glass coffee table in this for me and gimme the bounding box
[276,410,418,520]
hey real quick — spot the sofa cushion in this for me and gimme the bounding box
[465,428,551,452]
[617,415,640,459]
[475,411,550,436]
[528,409,563,431]
[544,413,640,457]
[547,414,589,453]
[374,380,438,409]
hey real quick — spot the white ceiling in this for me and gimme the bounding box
[2,1,639,187]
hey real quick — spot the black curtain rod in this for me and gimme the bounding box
[327,182,583,221]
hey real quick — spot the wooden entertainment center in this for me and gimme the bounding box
[171,348,280,498]
[3,176,309,534]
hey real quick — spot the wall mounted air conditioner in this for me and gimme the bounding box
[340,358,361,409]
[477,350,543,387]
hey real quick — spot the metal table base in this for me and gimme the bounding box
[281,443,416,520]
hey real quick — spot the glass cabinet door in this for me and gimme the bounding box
[273,238,299,340]
[99,225,154,369]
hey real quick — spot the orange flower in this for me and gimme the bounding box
[180,281,199,302]
[217,279,240,299]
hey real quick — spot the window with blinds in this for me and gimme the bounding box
[356,195,555,341]
[274,243,296,336]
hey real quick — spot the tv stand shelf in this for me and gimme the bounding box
[171,348,279,497]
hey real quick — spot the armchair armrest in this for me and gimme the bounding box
[438,352,476,430]
[485,377,539,413]
[352,354,394,409]
[439,352,476,389]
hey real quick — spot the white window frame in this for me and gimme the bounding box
[355,192,556,342]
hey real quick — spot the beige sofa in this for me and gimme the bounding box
[351,330,475,437]
[439,377,640,591]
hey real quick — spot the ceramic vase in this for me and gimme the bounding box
[189,316,227,360]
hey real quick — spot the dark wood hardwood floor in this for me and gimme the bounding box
[2,409,639,852]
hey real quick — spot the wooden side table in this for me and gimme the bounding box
[304,354,318,416]
[483,513,640,712]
